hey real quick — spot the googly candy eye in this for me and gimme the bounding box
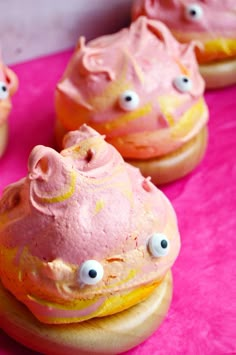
[148,233,170,257]
[119,90,140,111]
[0,81,9,100]
[173,75,192,93]
[79,260,104,285]
[185,4,203,22]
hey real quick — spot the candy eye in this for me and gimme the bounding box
[119,90,140,111]
[148,233,170,257]
[79,260,104,285]
[173,75,192,93]
[185,4,203,21]
[0,81,9,100]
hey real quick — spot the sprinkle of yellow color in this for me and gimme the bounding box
[95,199,105,214]
[158,95,185,127]
[68,136,105,162]
[204,38,236,57]
[40,171,77,204]
[93,102,152,132]
[171,98,207,138]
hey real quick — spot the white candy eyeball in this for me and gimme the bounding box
[0,81,9,100]
[79,260,104,285]
[119,90,140,111]
[185,4,203,22]
[148,233,170,257]
[173,75,192,93]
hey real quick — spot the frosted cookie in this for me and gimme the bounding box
[132,0,236,88]
[0,125,180,354]
[55,17,208,184]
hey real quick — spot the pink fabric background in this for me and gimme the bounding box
[0,51,235,354]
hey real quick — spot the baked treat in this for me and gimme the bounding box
[132,0,236,88]
[55,17,209,185]
[0,125,180,354]
[0,60,18,157]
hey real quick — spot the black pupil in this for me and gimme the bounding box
[190,9,197,16]
[125,96,132,102]
[161,240,168,249]
[1,85,7,92]
[183,77,189,83]
[88,269,97,278]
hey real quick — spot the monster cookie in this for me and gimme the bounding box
[0,125,180,354]
[132,0,236,88]
[55,17,208,184]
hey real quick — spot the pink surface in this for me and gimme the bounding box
[0,51,236,354]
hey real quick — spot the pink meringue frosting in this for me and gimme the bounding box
[0,125,180,324]
[0,60,18,126]
[132,1,236,63]
[132,0,236,37]
[55,17,208,160]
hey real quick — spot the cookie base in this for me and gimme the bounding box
[0,271,172,355]
[127,126,208,185]
[0,122,8,158]
[200,58,236,89]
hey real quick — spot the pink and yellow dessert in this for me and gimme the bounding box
[132,0,236,88]
[0,59,18,157]
[55,17,209,185]
[0,125,180,353]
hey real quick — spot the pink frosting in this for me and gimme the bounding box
[56,17,207,159]
[0,61,18,126]
[132,0,236,38]
[0,66,6,82]
[0,125,180,321]
[0,124,179,265]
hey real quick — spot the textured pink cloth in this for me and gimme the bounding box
[0,51,235,354]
